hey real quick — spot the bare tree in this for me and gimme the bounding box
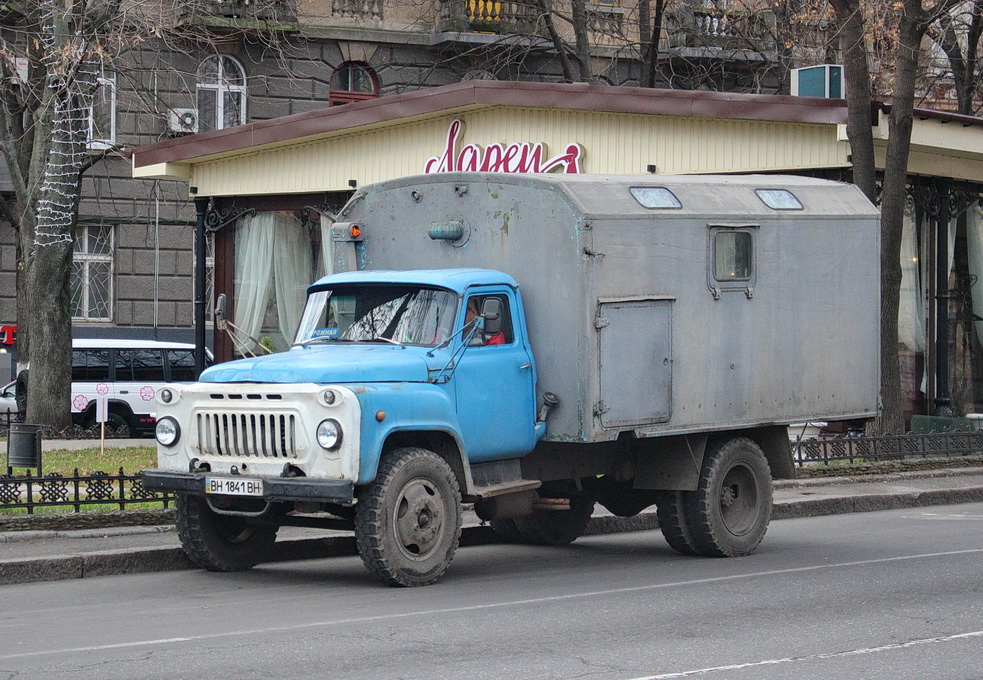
[0,0,292,431]
[926,1,983,114]
[825,0,964,434]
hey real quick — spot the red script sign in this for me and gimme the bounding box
[425,120,584,174]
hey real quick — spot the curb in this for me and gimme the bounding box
[3,486,983,587]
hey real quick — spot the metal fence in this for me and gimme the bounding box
[792,430,983,466]
[0,431,980,514]
[0,468,173,514]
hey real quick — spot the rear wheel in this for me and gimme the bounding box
[654,490,699,556]
[355,447,462,587]
[511,494,595,546]
[176,494,279,571]
[684,437,772,557]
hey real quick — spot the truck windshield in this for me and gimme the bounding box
[294,284,458,347]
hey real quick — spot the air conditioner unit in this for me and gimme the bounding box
[791,64,844,99]
[168,108,198,134]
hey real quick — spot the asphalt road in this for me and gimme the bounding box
[2,503,982,680]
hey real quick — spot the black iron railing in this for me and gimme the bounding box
[0,468,172,514]
[792,431,983,466]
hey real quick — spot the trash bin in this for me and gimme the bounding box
[7,422,42,471]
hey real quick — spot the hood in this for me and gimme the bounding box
[200,345,435,384]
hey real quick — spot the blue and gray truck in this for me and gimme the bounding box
[143,172,880,586]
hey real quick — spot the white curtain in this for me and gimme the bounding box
[233,212,276,352]
[273,214,313,347]
[967,207,983,346]
[898,206,925,352]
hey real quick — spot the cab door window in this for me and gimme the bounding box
[464,294,514,346]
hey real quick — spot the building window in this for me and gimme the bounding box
[88,75,116,150]
[196,55,247,132]
[72,225,113,321]
[330,62,378,105]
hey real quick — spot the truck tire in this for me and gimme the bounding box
[355,447,462,587]
[511,495,595,546]
[489,518,527,543]
[684,437,772,557]
[654,490,699,556]
[175,494,279,571]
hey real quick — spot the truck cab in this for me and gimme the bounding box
[144,268,546,586]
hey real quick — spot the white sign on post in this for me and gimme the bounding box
[95,395,108,423]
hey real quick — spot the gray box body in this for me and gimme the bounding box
[336,172,881,444]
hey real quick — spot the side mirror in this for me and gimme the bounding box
[480,298,503,335]
[215,294,228,331]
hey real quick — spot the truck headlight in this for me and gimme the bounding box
[156,417,181,447]
[316,419,342,450]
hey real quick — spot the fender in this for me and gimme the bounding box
[351,383,471,489]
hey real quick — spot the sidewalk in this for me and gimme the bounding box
[2,466,983,586]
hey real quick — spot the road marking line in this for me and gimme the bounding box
[1,547,981,661]
[631,630,983,679]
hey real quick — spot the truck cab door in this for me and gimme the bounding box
[453,289,538,462]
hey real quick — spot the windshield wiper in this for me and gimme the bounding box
[367,336,405,347]
[297,337,355,347]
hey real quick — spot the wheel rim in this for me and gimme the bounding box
[718,463,759,536]
[392,476,445,561]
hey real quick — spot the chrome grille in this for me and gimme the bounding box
[197,411,299,458]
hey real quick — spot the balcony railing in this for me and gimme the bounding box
[197,0,297,22]
[439,0,542,35]
[331,0,383,20]
[587,4,625,40]
[668,5,776,53]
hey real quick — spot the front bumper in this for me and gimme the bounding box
[141,470,355,505]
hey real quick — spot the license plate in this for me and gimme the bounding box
[204,477,264,497]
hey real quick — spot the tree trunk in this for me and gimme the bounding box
[21,3,100,430]
[831,0,876,203]
[570,0,592,81]
[25,234,74,430]
[640,0,666,88]
[876,0,931,434]
[536,0,578,83]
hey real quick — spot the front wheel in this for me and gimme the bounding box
[684,437,773,557]
[355,448,462,587]
[175,494,279,571]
